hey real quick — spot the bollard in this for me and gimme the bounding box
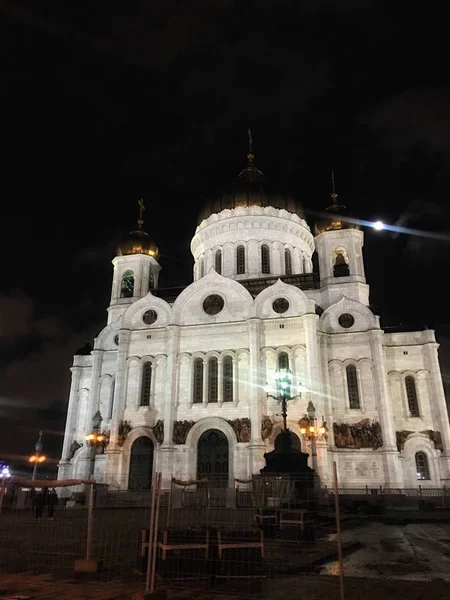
[74,480,100,573]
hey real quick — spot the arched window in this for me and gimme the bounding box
[121,270,135,298]
[284,249,292,275]
[302,256,307,273]
[148,274,154,290]
[261,244,270,274]
[334,253,349,277]
[199,258,205,279]
[278,352,289,371]
[208,357,218,403]
[346,365,360,409]
[405,376,420,417]
[223,356,233,403]
[193,358,203,403]
[415,451,430,480]
[236,245,245,274]
[215,249,222,275]
[140,362,152,407]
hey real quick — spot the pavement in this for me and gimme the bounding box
[1,572,450,600]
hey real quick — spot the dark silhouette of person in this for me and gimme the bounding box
[47,488,58,519]
[34,489,45,520]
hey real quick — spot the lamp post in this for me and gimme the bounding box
[29,431,46,480]
[265,369,303,432]
[299,401,328,472]
[85,410,106,479]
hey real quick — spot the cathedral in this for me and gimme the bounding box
[58,148,450,492]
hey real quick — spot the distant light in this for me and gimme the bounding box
[373,221,384,231]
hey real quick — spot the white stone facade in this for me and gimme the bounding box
[58,204,450,491]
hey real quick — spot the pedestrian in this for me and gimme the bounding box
[47,488,58,520]
[34,489,45,520]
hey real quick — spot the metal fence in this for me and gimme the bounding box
[1,477,450,597]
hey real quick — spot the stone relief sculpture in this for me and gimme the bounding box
[172,420,195,444]
[333,419,383,450]
[396,429,443,452]
[261,416,273,441]
[396,430,414,452]
[228,418,251,443]
[152,419,164,445]
[118,420,132,446]
[421,429,443,451]
[68,440,82,460]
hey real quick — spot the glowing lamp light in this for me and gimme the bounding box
[309,426,315,433]
[319,426,326,435]
[85,433,95,441]
[29,456,36,463]
[97,435,105,443]
[38,455,46,463]
[373,221,384,231]
[300,428,306,435]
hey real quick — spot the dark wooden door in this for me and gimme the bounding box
[197,429,229,488]
[128,436,154,491]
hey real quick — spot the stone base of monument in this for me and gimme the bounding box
[74,558,102,573]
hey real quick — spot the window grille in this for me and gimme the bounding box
[285,249,292,275]
[193,358,203,403]
[223,356,233,402]
[261,244,270,274]
[208,357,218,403]
[140,362,152,407]
[346,365,360,409]
[278,352,289,370]
[405,376,419,417]
[215,249,222,275]
[236,245,245,274]
[415,451,430,480]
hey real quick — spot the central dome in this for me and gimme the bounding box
[198,154,304,224]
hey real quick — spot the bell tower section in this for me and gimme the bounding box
[108,199,161,324]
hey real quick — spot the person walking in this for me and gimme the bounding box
[34,489,45,520]
[47,488,58,520]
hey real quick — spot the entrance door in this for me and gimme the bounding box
[128,436,154,491]
[197,429,229,488]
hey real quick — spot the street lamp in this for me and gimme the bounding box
[265,369,303,432]
[299,401,328,472]
[85,410,107,478]
[29,431,46,480]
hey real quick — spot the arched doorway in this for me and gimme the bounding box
[197,429,229,488]
[128,436,154,491]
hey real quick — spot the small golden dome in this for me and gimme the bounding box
[314,192,360,236]
[198,153,304,224]
[117,199,159,259]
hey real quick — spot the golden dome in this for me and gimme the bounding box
[314,192,360,236]
[198,153,304,224]
[117,199,159,259]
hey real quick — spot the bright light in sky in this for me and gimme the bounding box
[373,221,384,231]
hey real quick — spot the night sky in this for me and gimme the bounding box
[1,2,450,475]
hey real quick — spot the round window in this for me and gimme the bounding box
[272,297,289,314]
[338,313,355,328]
[143,309,158,325]
[203,294,225,315]
[114,334,119,345]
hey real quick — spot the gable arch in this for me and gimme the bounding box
[320,296,379,333]
[171,270,254,325]
[253,279,315,319]
[122,293,172,329]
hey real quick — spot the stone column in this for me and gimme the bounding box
[303,314,327,482]
[247,319,265,474]
[424,340,450,478]
[369,330,402,485]
[84,350,103,433]
[108,331,131,446]
[159,325,181,488]
[247,240,259,277]
[58,365,82,477]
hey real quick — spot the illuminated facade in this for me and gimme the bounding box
[58,153,450,491]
